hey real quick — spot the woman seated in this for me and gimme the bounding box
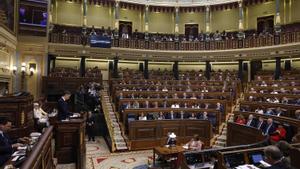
[157,112,165,120]
[138,112,147,120]
[33,102,49,131]
[235,114,246,125]
[185,134,203,151]
[270,124,287,143]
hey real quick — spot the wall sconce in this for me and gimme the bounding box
[12,62,36,76]
[12,65,17,74]
[29,67,35,76]
[21,62,26,76]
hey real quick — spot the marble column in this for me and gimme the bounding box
[144,60,149,79]
[205,61,211,80]
[238,60,243,81]
[205,6,211,33]
[275,57,281,80]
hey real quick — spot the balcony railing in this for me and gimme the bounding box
[49,31,300,51]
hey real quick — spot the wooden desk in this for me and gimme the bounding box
[3,126,54,169]
[217,143,300,169]
[0,94,34,140]
[226,122,266,146]
[153,146,185,168]
[122,108,221,133]
[129,120,212,150]
[55,118,86,169]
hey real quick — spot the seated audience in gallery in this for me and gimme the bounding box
[189,113,197,120]
[138,112,147,121]
[216,102,224,113]
[0,117,29,166]
[166,111,176,120]
[202,111,209,120]
[185,134,204,151]
[255,106,265,114]
[157,112,165,120]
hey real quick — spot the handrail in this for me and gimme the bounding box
[100,93,116,152]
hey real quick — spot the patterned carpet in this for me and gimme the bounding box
[58,137,153,169]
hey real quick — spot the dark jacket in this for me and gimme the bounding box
[265,161,291,169]
[256,120,267,131]
[0,133,13,166]
[263,123,276,135]
[246,119,257,128]
[57,97,72,120]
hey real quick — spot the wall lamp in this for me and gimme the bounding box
[12,62,36,76]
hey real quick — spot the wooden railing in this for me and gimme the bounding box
[49,31,300,51]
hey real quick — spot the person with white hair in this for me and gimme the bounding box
[33,102,49,129]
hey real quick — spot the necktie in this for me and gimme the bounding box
[258,122,262,129]
[247,120,251,126]
[266,125,271,134]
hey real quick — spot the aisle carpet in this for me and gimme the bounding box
[86,137,152,169]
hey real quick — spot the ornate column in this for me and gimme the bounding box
[83,0,87,27]
[144,4,149,42]
[238,60,243,81]
[205,5,211,33]
[114,0,120,30]
[144,5,149,33]
[144,60,149,79]
[237,0,245,39]
[275,57,281,80]
[113,57,119,78]
[173,61,179,80]
[238,0,244,31]
[175,6,179,35]
[205,61,211,80]
[80,56,86,77]
[274,0,281,34]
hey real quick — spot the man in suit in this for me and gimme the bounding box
[57,91,73,120]
[256,116,266,131]
[263,118,276,136]
[0,117,22,166]
[263,145,290,169]
[246,114,256,127]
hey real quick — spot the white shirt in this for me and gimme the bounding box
[34,108,48,124]
[139,116,147,120]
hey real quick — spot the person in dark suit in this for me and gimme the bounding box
[263,118,276,136]
[246,114,257,127]
[166,111,177,120]
[263,145,290,169]
[86,111,96,142]
[57,91,73,120]
[0,117,23,166]
[256,116,267,131]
